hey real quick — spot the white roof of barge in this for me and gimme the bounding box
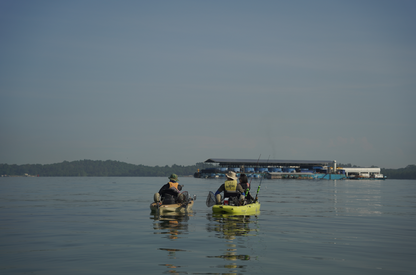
[340,167,381,172]
[204,158,335,166]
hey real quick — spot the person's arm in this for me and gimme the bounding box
[159,183,169,194]
[215,184,225,195]
[168,186,180,195]
[237,184,245,196]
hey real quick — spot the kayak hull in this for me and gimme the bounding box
[212,201,260,215]
[150,200,194,213]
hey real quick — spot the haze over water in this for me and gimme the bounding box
[1,177,415,274]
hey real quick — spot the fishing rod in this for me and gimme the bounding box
[255,155,270,202]
[246,154,261,198]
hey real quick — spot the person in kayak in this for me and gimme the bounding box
[215,171,245,205]
[239,173,255,203]
[154,174,184,204]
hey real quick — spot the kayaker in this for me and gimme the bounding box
[239,174,255,203]
[215,171,245,205]
[154,174,184,204]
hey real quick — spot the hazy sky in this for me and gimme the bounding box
[1,1,415,168]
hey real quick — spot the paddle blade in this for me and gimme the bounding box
[206,191,216,207]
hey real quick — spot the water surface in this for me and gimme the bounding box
[1,177,415,274]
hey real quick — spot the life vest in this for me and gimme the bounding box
[224,179,237,191]
[224,180,238,198]
[168,181,179,190]
[161,182,179,204]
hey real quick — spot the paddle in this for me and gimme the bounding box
[206,191,216,207]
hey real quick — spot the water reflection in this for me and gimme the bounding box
[207,213,259,239]
[206,213,259,274]
[151,211,192,240]
[151,212,192,273]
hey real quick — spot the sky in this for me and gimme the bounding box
[1,1,415,169]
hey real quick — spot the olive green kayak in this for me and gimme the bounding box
[150,200,194,213]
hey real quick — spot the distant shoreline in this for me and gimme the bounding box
[1,160,415,179]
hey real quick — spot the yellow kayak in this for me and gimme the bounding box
[150,200,194,213]
[212,201,260,215]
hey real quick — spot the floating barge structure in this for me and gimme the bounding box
[194,158,386,180]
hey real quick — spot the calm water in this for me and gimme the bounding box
[1,177,415,275]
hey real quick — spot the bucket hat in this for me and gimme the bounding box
[225,171,238,180]
[169,174,179,182]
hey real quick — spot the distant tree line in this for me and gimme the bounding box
[338,163,362,168]
[0,160,214,177]
[338,163,380,168]
[1,160,415,179]
[381,165,416,179]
